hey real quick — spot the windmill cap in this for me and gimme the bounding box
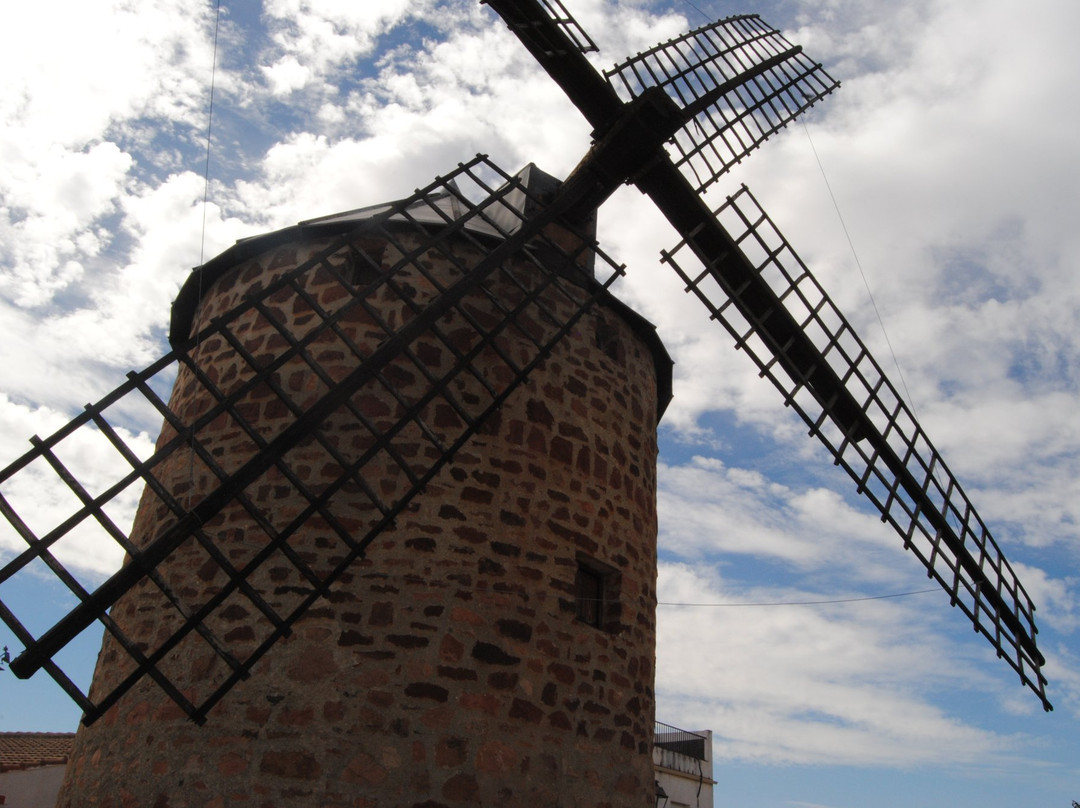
[170,163,672,418]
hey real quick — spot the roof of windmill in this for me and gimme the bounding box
[297,163,571,242]
[170,163,672,416]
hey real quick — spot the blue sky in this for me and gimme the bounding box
[1,1,1078,806]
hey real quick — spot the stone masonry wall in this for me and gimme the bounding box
[58,227,662,808]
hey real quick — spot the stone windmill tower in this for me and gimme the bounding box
[53,161,673,805]
[0,2,1050,807]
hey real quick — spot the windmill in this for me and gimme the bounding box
[0,0,1050,803]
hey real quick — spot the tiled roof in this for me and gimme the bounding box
[0,732,75,772]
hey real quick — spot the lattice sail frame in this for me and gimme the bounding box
[0,155,628,724]
[605,15,839,192]
[483,0,1049,709]
[538,0,597,54]
[0,0,1052,720]
[661,185,1049,707]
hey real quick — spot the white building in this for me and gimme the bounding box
[654,722,715,808]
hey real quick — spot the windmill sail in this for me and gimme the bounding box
[0,157,640,723]
[604,15,839,191]
[661,184,1049,708]
[485,0,1050,708]
[537,0,598,54]
[0,0,1051,722]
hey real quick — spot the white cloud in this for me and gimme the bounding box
[655,561,1028,767]
[0,143,132,307]
[658,456,913,585]
[1010,563,1079,636]
[261,55,312,96]
[259,0,431,97]
[0,0,218,310]
[0,0,1075,787]
[0,395,153,581]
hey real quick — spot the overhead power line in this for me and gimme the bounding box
[658,588,939,607]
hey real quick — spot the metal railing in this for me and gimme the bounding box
[654,721,708,761]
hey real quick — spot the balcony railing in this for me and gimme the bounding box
[654,721,708,761]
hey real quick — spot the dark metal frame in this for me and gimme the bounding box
[486,0,1049,710]
[0,0,1052,721]
[605,15,838,191]
[0,155,629,723]
[661,185,1048,706]
[536,0,597,54]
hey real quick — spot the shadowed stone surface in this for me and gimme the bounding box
[58,225,664,807]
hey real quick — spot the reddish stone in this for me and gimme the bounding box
[487,672,518,690]
[490,537,522,553]
[323,701,345,721]
[278,707,315,726]
[436,666,478,681]
[368,690,394,707]
[366,600,393,626]
[419,705,454,730]
[441,772,479,803]
[452,526,487,544]
[475,740,518,773]
[433,404,462,429]
[536,639,560,657]
[284,645,335,683]
[224,625,256,643]
[405,536,437,552]
[438,504,466,520]
[450,607,485,626]
[460,486,493,504]
[337,630,373,647]
[508,699,543,724]
[218,752,248,776]
[547,663,575,684]
[525,427,547,453]
[220,604,250,621]
[404,683,449,702]
[471,642,519,666]
[439,633,465,662]
[459,692,500,716]
[548,711,573,731]
[526,399,553,426]
[477,557,505,576]
[340,752,387,786]
[549,436,574,464]
[259,750,321,781]
[435,736,468,767]
[496,619,532,642]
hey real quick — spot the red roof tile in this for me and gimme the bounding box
[0,733,75,772]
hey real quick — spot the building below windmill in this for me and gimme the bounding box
[654,722,715,808]
[2,722,713,807]
[0,732,75,807]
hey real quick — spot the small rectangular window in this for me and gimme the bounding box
[594,315,623,362]
[575,565,604,627]
[344,238,386,288]
[574,555,620,632]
